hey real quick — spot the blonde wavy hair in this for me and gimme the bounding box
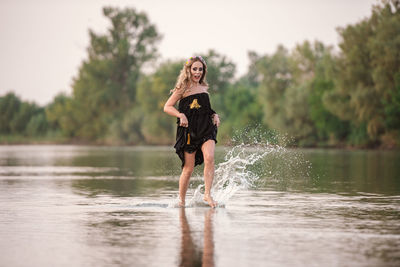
[171,56,208,95]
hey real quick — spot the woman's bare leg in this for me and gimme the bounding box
[179,151,195,207]
[201,140,217,208]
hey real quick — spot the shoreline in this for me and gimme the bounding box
[0,138,398,150]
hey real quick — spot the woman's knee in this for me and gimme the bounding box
[182,164,194,176]
[203,154,214,166]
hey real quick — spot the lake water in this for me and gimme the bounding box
[0,145,399,266]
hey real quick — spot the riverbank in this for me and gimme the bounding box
[0,135,70,145]
[1,135,398,150]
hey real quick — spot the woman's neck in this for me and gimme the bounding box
[190,81,200,87]
[183,83,206,97]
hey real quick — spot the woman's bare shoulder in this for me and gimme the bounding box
[202,85,210,92]
[172,87,185,97]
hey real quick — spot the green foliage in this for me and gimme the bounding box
[26,112,48,136]
[348,122,370,147]
[200,50,236,119]
[308,50,350,142]
[0,92,48,136]
[218,81,264,142]
[202,49,236,94]
[68,6,161,141]
[256,45,292,132]
[46,93,80,137]
[137,61,182,112]
[224,83,263,128]
[135,60,183,144]
[309,78,349,141]
[252,1,400,147]
[107,106,144,144]
[10,102,40,134]
[0,92,21,134]
[328,0,400,141]
[255,42,346,145]
[383,73,400,130]
[2,2,399,148]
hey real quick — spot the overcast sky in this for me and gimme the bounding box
[0,0,377,106]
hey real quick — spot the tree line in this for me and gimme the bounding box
[1,1,399,148]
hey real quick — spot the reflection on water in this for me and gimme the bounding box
[305,149,400,194]
[179,208,214,267]
[0,145,400,266]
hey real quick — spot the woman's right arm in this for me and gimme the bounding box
[163,91,188,127]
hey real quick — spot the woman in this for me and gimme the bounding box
[164,56,220,208]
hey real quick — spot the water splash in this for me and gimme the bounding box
[169,127,312,208]
[193,144,285,206]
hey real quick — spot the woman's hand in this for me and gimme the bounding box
[179,113,189,127]
[212,114,220,127]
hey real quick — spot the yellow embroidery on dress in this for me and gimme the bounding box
[189,99,201,109]
[187,133,191,144]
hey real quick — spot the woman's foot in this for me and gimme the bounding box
[178,198,185,208]
[203,194,217,208]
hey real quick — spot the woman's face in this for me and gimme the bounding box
[190,61,204,84]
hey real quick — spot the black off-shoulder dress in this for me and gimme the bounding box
[174,92,218,167]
